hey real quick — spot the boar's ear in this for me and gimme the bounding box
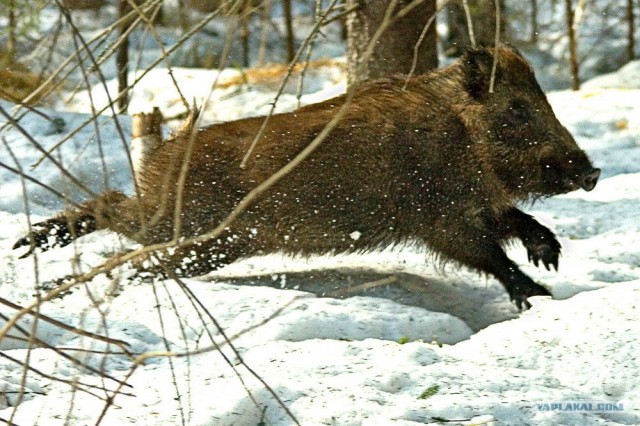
[462,48,495,100]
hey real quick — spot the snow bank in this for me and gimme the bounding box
[0,282,636,425]
[582,60,640,90]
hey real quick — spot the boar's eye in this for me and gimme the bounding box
[506,100,530,126]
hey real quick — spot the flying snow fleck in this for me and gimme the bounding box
[349,231,361,241]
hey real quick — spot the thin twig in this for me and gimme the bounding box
[0,312,130,389]
[67,16,111,193]
[15,0,163,110]
[240,0,341,168]
[462,0,476,47]
[166,273,266,420]
[2,137,40,425]
[0,297,131,352]
[171,4,238,241]
[0,352,125,401]
[296,0,323,109]
[55,1,135,197]
[30,0,209,170]
[403,0,450,90]
[489,0,501,94]
[165,270,301,425]
[153,285,187,425]
[0,160,83,210]
[125,0,189,110]
[0,104,97,198]
[320,4,360,27]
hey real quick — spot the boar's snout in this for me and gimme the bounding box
[578,167,600,191]
[540,149,600,195]
[556,165,601,193]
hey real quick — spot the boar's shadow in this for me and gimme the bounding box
[205,268,520,331]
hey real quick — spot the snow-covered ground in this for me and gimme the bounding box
[1,60,639,424]
[1,9,640,423]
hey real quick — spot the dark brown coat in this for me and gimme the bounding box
[14,46,600,309]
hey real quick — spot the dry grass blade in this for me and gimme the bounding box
[324,276,398,298]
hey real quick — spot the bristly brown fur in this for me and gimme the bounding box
[14,45,599,310]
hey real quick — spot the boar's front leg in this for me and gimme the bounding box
[448,240,551,310]
[495,208,562,271]
[433,210,551,309]
[482,248,551,310]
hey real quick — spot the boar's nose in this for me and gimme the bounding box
[579,168,600,191]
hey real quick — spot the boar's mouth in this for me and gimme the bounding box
[541,159,601,194]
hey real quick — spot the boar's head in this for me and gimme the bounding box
[459,45,600,200]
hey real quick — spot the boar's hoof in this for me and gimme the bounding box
[12,216,95,258]
[527,243,560,271]
[13,221,71,258]
[522,226,562,271]
[36,274,79,299]
[509,281,551,311]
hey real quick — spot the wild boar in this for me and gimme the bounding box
[13,45,600,310]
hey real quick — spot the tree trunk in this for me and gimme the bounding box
[443,2,469,57]
[240,6,251,67]
[346,0,438,87]
[473,0,506,47]
[7,0,17,63]
[443,0,505,57]
[116,0,132,113]
[627,0,636,61]
[178,0,189,32]
[283,0,295,63]
[564,0,580,90]
[530,0,538,43]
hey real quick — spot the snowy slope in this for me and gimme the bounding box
[0,61,639,425]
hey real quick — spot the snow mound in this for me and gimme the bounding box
[1,282,636,425]
[583,60,640,89]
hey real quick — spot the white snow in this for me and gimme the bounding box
[582,60,640,90]
[1,25,640,426]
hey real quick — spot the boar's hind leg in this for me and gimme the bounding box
[495,208,562,271]
[13,216,96,258]
[130,235,252,280]
[13,190,129,258]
